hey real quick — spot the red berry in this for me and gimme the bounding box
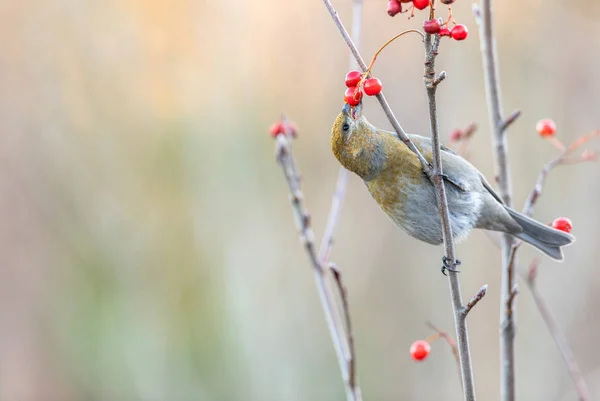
[451,24,468,41]
[269,120,298,138]
[536,119,557,137]
[439,28,451,37]
[449,129,462,142]
[387,0,402,16]
[363,78,383,96]
[413,0,430,10]
[423,19,441,34]
[345,70,362,88]
[344,86,363,106]
[269,122,284,137]
[552,217,572,233]
[410,340,431,361]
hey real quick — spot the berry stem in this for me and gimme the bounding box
[424,332,442,343]
[445,5,456,27]
[364,29,425,78]
[546,136,565,152]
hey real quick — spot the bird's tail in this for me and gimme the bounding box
[506,208,575,261]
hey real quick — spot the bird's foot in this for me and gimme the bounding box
[441,256,461,276]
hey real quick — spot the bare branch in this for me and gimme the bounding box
[320,0,434,177]
[276,133,362,401]
[454,123,478,158]
[318,168,348,262]
[318,0,366,264]
[275,2,369,400]
[506,284,518,311]
[330,262,359,393]
[426,321,460,376]
[462,285,488,317]
[523,260,592,401]
[476,1,517,399]
[522,131,599,217]
[423,30,477,401]
[499,109,522,132]
[432,70,447,87]
[522,156,563,217]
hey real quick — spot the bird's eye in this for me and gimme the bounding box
[342,123,350,132]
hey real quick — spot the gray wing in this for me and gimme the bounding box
[479,173,505,204]
[405,134,469,192]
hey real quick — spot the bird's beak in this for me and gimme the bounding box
[342,102,362,120]
[342,102,352,116]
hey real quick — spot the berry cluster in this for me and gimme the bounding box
[344,70,383,106]
[387,0,430,17]
[386,0,467,41]
[423,20,468,40]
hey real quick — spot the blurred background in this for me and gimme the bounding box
[1,0,599,400]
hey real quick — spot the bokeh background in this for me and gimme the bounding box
[1,0,599,400]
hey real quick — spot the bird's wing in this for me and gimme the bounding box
[405,134,469,192]
[403,134,506,200]
[479,173,505,205]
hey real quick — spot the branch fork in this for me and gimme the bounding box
[276,125,361,401]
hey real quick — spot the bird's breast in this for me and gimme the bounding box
[365,162,483,245]
[365,161,424,222]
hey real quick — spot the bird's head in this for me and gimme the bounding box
[330,102,386,180]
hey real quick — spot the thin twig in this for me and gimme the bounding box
[475,2,517,399]
[316,2,363,397]
[523,260,592,401]
[499,109,521,132]
[454,123,478,158]
[522,130,599,217]
[318,168,348,262]
[330,262,358,392]
[423,29,478,401]
[522,155,563,217]
[320,0,434,178]
[462,285,488,317]
[426,321,461,376]
[275,133,362,401]
[318,0,364,264]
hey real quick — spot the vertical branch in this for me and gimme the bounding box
[276,133,362,401]
[317,1,364,398]
[276,1,365,400]
[475,2,517,400]
[523,261,591,401]
[423,31,478,401]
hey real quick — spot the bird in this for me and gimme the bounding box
[331,102,575,264]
